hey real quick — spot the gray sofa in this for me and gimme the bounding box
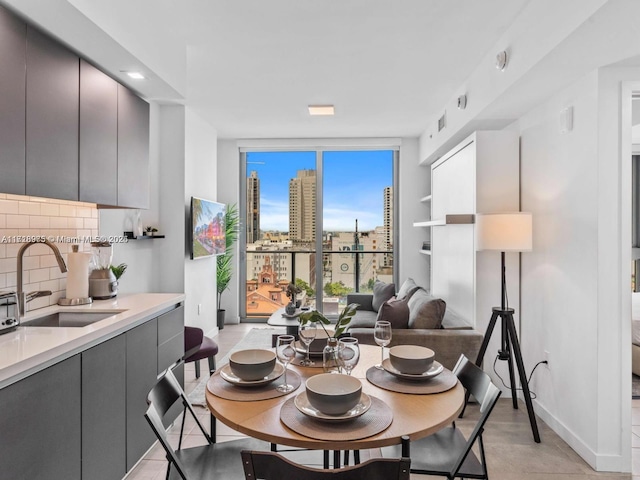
[345,281,483,371]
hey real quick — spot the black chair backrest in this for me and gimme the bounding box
[241,446,410,480]
[450,355,502,476]
[144,369,211,480]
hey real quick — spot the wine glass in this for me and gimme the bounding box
[276,335,296,393]
[374,321,392,370]
[338,337,360,375]
[298,322,317,366]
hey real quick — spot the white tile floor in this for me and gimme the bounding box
[125,324,637,479]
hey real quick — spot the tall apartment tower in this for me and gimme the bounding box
[289,169,316,243]
[246,171,260,244]
[383,186,393,267]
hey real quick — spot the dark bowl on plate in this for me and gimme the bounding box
[229,349,276,381]
[389,345,435,375]
[305,373,362,415]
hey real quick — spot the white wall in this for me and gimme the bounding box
[157,105,186,296]
[184,108,219,335]
[217,140,241,324]
[511,67,636,472]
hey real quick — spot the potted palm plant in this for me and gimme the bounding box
[216,203,239,329]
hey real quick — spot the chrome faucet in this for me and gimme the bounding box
[17,240,67,315]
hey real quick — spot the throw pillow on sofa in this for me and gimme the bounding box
[372,280,396,312]
[376,296,410,329]
[407,289,446,329]
[396,278,422,301]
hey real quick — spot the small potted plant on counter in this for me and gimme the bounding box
[109,263,128,297]
[144,226,159,236]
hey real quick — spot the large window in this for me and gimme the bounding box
[240,148,397,320]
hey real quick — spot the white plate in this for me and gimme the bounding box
[382,358,444,381]
[220,362,284,387]
[294,391,372,422]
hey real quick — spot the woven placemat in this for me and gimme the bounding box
[280,395,392,441]
[366,366,457,394]
[207,369,301,401]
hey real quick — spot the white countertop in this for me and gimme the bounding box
[0,293,185,388]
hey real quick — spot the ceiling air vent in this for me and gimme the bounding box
[438,112,446,132]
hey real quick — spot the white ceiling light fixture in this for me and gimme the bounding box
[308,105,335,116]
[495,51,508,71]
[125,71,145,80]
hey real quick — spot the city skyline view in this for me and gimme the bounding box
[246,150,393,233]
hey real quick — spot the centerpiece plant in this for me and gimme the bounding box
[298,303,359,338]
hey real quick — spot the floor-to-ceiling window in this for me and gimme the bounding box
[239,147,397,320]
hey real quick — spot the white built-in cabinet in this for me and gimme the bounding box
[414,131,519,328]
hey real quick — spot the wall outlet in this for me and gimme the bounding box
[543,350,550,368]
[197,304,202,315]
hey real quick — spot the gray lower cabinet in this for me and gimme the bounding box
[79,60,118,205]
[26,25,79,201]
[126,318,159,470]
[0,306,183,479]
[118,85,150,208]
[82,334,127,480]
[0,356,82,480]
[0,5,26,195]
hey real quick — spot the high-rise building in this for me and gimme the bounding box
[246,170,260,243]
[289,169,316,243]
[383,186,393,267]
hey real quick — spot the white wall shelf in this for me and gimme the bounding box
[412,214,474,227]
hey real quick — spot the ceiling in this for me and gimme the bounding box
[5,0,532,139]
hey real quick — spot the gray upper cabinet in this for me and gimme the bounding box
[118,85,150,208]
[26,26,79,201]
[0,6,26,195]
[80,60,118,205]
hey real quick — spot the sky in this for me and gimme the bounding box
[246,150,393,232]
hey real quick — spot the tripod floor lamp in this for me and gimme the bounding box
[474,212,540,443]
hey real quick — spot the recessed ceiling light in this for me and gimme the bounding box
[308,105,335,116]
[126,72,145,80]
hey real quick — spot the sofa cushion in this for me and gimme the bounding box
[347,309,378,329]
[396,278,421,301]
[376,296,410,329]
[407,290,446,329]
[372,280,395,312]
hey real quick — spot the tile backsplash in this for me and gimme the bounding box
[0,193,99,312]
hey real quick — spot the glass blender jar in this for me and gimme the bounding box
[88,241,117,299]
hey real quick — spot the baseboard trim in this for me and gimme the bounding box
[531,398,629,473]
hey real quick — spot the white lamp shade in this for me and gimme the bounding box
[475,212,532,252]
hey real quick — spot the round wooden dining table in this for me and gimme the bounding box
[205,344,464,451]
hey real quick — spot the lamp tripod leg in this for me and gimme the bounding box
[502,319,519,409]
[505,312,541,443]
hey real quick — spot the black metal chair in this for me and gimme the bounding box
[382,355,501,479]
[144,368,266,480]
[242,437,410,480]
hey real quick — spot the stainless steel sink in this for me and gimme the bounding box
[21,311,124,327]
